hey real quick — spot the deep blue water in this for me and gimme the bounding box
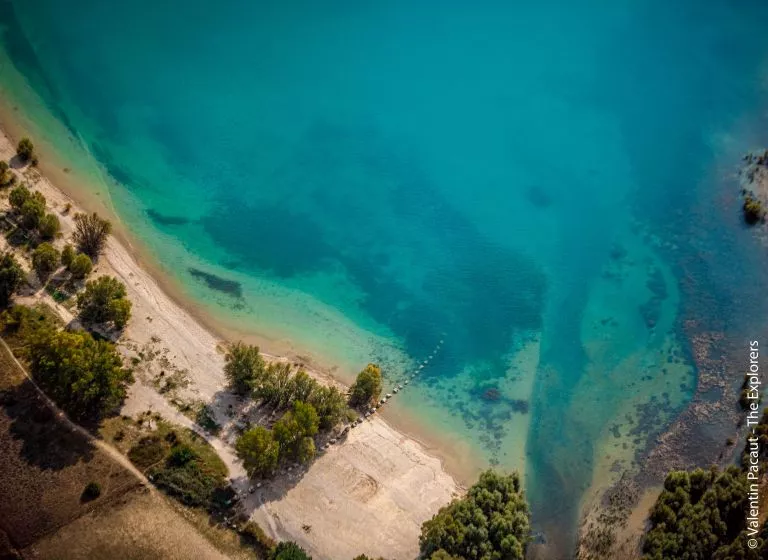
[2,0,768,552]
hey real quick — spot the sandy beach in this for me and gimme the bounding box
[0,124,463,559]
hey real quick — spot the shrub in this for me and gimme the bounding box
[743,193,766,225]
[73,212,112,258]
[76,276,131,328]
[168,444,196,466]
[81,481,102,502]
[224,341,266,394]
[270,542,312,560]
[61,243,75,267]
[349,363,382,407]
[68,253,93,279]
[236,426,279,477]
[419,470,529,560]
[0,160,13,186]
[8,183,30,211]
[0,253,24,308]
[16,137,34,163]
[31,242,60,282]
[38,213,60,240]
[20,192,46,230]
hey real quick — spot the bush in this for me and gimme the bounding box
[168,443,196,466]
[81,481,102,502]
[16,137,34,163]
[31,242,60,282]
[349,363,382,407]
[270,542,312,560]
[224,341,266,394]
[236,426,279,478]
[20,192,46,230]
[76,276,131,328]
[27,327,132,420]
[68,253,93,279]
[73,212,112,258]
[8,183,30,211]
[38,213,60,240]
[419,470,529,560]
[0,160,13,186]
[61,244,75,268]
[0,253,24,307]
[239,521,276,554]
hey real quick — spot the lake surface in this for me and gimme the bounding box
[2,0,768,552]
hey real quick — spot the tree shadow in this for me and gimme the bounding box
[0,378,96,470]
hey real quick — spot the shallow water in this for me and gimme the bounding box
[2,0,768,551]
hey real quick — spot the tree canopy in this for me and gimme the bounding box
[349,363,382,407]
[68,252,93,280]
[224,341,266,394]
[26,325,132,420]
[0,252,24,308]
[73,212,112,258]
[16,137,34,163]
[273,400,319,463]
[76,276,132,329]
[270,541,312,560]
[236,426,279,477]
[419,470,530,560]
[31,242,60,282]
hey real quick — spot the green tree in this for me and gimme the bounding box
[38,213,60,240]
[76,276,131,329]
[68,253,93,279]
[270,541,311,560]
[73,212,112,258]
[236,426,279,477]
[20,191,46,230]
[349,363,382,407]
[273,401,319,461]
[0,253,24,308]
[61,243,75,268]
[8,183,30,211]
[420,470,530,560]
[309,385,348,430]
[224,341,266,394]
[27,327,132,420]
[31,242,60,282]
[16,137,34,163]
[295,436,316,463]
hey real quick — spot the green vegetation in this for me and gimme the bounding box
[16,137,34,164]
[73,212,112,258]
[270,541,311,560]
[349,363,382,407]
[124,418,234,513]
[61,243,75,268]
[68,252,93,280]
[239,521,277,556]
[0,252,24,308]
[31,242,60,283]
[0,160,15,186]
[419,470,530,560]
[9,183,30,211]
[743,193,765,225]
[76,276,132,329]
[81,481,102,502]
[38,213,60,240]
[236,426,279,477]
[1,304,131,420]
[643,409,768,559]
[224,341,266,394]
[20,192,46,230]
[642,466,767,559]
[273,400,319,463]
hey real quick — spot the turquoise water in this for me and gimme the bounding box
[3,0,768,552]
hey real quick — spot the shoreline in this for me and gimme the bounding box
[0,108,474,558]
[0,97,482,485]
